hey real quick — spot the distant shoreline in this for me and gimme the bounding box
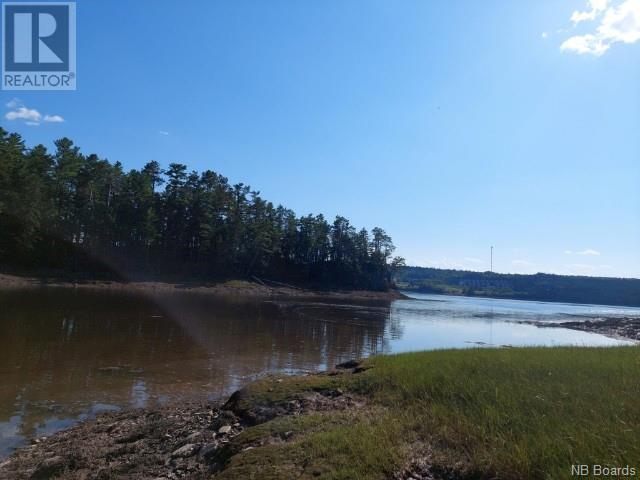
[404,289,640,310]
[397,266,640,308]
[0,273,407,302]
[401,287,640,309]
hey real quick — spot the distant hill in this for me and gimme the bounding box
[395,266,640,307]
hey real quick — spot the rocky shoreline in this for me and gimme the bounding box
[0,273,407,302]
[0,364,370,480]
[532,316,640,342]
[0,401,233,480]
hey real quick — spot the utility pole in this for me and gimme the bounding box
[490,246,493,273]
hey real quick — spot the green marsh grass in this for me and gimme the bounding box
[216,346,640,479]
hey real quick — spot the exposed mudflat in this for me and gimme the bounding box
[531,316,640,342]
[0,273,406,302]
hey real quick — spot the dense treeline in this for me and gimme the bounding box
[396,266,640,307]
[0,129,404,289]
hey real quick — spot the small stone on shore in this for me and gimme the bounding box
[171,443,200,458]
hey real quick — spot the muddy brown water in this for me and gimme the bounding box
[0,288,395,457]
[0,288,635,458]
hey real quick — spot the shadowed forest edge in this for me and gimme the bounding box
[0,129,405,291]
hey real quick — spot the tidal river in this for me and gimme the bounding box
[1,288,637,457]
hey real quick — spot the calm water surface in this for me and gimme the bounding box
[1,288,637,457]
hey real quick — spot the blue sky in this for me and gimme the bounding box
[2,0,639,278]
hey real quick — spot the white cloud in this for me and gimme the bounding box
[598,0,640,42]
[560,0,640,55]
[4,101,64,126]
[6,98,21,109]
[512,259,534,267]
[561,34,610,54]
[565,248,601,256]
[158,130,169,136]
[577,248,601,256]
[5,106,41,123]
[542,31,549,38]
[570,0,610,24]
[44,114,64,123]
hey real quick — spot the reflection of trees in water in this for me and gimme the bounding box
[0,289,196,442]
[155,295,393,393]
[0,290,393,452]
[387,301,406,340]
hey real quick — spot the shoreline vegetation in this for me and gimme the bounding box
[0,273,407,302]
[2,347,639,479]
[397,266,640,308]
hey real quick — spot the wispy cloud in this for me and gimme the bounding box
[464,257,485,264]
[4,99,64,126]
[158,130,169,136]
[570,0,610,24]
[559,0,640,55]
[6,98,21,109]
[512,259,534,267]
[565,249,601,256]
[44,114,64,123]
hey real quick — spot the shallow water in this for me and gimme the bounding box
[0,288,636,457]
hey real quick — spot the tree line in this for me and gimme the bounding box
[0,128,404,290]
[396,266,640,307]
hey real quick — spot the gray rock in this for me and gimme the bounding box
[217,425,232,435]
[198,443,217,461]
[171,443,200,458]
